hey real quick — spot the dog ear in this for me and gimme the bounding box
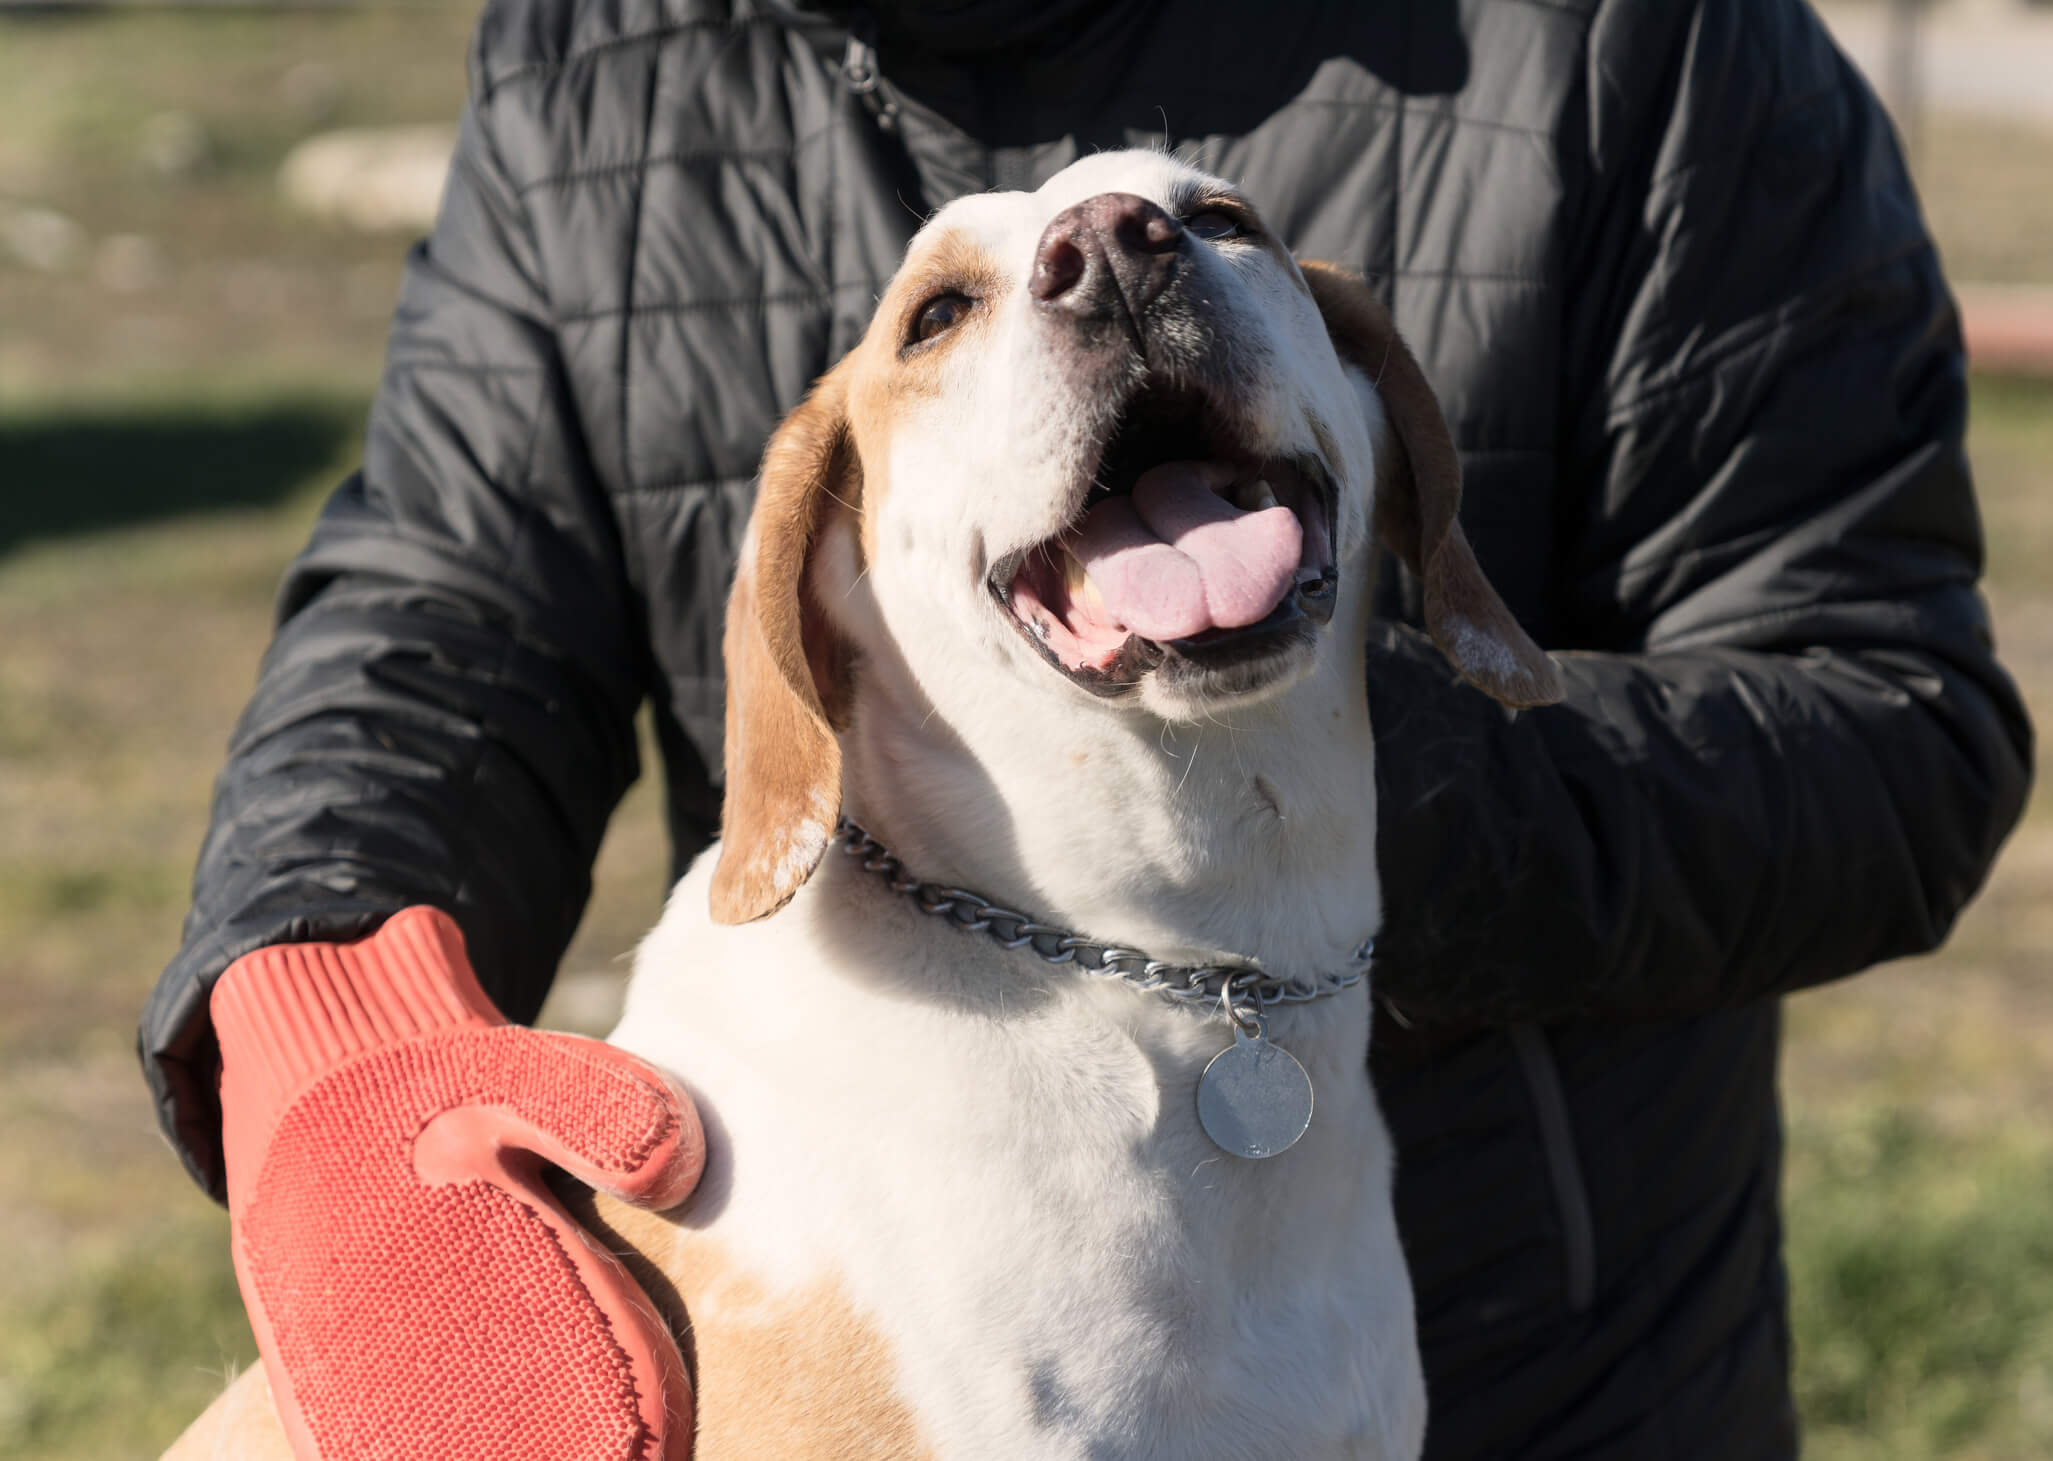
[1298,260,1562,709]
[709,364,859,925]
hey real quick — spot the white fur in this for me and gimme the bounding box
[609,152,1426,1459]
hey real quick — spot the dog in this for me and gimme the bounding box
[165,148,1559,1460]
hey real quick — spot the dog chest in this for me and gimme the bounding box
[605,858,1421,1458]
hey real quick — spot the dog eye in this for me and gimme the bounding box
[912,292,975,345]
[1184,209,1246,242]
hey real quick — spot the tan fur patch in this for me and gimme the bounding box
[1299,259,1563,708]
[563,1185,936,1461]
[881,233,1000,395]
[710,227,1005,924]
[160,1363,292,1461]
[846,229,998,561]
[709,361,859,926]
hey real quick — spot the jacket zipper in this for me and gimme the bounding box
[841,28,900,133]
[1509,1024,1596,1313]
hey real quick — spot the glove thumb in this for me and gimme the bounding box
[218,906,705,1214]
[410,1027,705,1212]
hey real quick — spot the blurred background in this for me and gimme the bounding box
[0,1,2047,1457]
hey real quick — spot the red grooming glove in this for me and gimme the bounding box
[213,906,703,1461]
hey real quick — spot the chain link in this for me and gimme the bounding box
[834,818,1371,1018]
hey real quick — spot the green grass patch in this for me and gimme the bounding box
[0,858,186,924]
[1788,1109,2053,1461]
[0,1213,254,1461]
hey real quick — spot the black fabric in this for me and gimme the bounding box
[140,0,2032,1455]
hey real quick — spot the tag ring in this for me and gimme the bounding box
[1222,969,1266,1038]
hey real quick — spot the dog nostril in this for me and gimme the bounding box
[1030,235,1088,301]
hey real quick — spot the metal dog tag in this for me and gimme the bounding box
[1197,1025,1314,1159]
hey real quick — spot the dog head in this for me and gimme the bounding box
[711,150,1559,924]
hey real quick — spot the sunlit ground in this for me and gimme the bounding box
[1,7,2048,1458]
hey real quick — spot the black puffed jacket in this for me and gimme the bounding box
[141,1,2033,1455]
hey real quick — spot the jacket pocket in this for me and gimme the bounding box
[1509,1024,1596,1312]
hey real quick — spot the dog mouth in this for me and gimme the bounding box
[989,381,1339,694]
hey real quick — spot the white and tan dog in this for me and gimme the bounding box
[169,150,1558,1461]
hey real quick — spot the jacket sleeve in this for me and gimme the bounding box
[1366,0,2032,1026]
[139,56,658,1200]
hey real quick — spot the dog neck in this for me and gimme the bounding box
[833,579,1382,983]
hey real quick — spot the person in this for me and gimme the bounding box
[140,0,2033,1456]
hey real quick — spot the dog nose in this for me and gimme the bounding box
[1030,193,1183,320]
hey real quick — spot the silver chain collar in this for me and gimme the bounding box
[832,817,1372,1025]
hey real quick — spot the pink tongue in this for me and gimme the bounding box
[1065,462,1303,642]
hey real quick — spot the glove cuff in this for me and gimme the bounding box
[212,906,501,1129]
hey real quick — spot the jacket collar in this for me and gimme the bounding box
[793,0,1143,57]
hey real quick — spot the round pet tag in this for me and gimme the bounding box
[1196,1026,1314,1159]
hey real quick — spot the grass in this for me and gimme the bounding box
[0,6,2049,1458]
[0,3,475,402]
[0,1214,255,1456]
[0,377,670,1460]
[1769,368,2053,1461]
[1789,1112,2053,1461]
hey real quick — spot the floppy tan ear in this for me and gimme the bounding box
[709,364,859,925]
[1298,260,1563,708]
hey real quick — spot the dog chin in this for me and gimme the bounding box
[1136,623,1323,720]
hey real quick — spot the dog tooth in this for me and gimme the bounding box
[1247,479,1279,512]
[1062,548,1106,611]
